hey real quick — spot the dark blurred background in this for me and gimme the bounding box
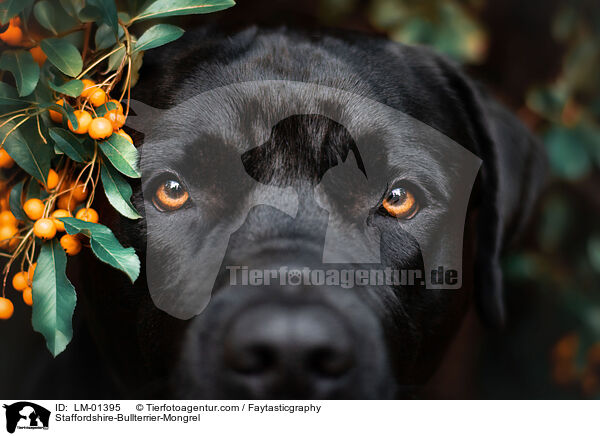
[195,0,600,399]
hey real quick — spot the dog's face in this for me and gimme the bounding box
[80,27,545,399]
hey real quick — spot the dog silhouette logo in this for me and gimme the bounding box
[129,80,481,319]
[3,402,50,433]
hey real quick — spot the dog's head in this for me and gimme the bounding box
[84,26,546,399]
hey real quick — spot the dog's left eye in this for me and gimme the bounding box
[380,187,419,219]
[153,179,190,212]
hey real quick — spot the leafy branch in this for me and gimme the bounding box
[0,0,235,355]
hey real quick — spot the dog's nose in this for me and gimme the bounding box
[222,303,356,398]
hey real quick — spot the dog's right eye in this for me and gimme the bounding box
[380,186,419,219]
[153,179,190,212]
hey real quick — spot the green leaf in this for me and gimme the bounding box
[81,0,118,35]
[0,50,40,97]
[105,45,126,72]
[33,1,56,33]
[98,133,141,178]
[58,0,84,18]
[0,82,32,110]
[48,78,83,97]
[61,217,140,282]
[61,30,85,50]
[41,100,78,130]
[132,0,235,22]
[41,38,83,77]
[48,127,91,163]
[33,0,79,34]
[128,50,144,88]
[0,119,51,183]
[9,180,26,221]
[32,238,77,357]
[126,0,146,16]
[0,0,35,25]
[34,0,59,34]
[133,24,185,53]
[61,100,78,129]
[117,11,130,22]
[89,0,118,34]
[26,177,48,201]
[34,65,55,103]
[94,100,118,116]
[101,160,141,219]
[95,23,124,50]
[77,4,99,22]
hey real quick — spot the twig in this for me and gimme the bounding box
[0,106,33,120]
[36,114,48,144]
[0,112,30,131]
[81,23,92,62]
[19,25,87,49]
[1,227,34,296]
[76,44,125,80]
[86,157,101,208]
[0,115,32,147]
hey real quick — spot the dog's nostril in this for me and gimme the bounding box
[225,344,276,375]
[307,347,354,378]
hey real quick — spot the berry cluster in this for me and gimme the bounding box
[51,80,133,143]
[0,0,235,356]
[0,164,100,319]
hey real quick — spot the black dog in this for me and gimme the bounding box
[11,26,546,399]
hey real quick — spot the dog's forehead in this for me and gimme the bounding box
[131,80,478,176]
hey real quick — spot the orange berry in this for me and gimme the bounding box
[8,237,19,252]
[0,225,18,250]
[71,183,88,202]
[106,99,124,114]
[76,207,98,223]
[80,79,97,98]
[116,129,133,144]
[51,209,71,232]
[49,99,64,123]
[29,46,47,66]
[89,89,107,107]
[0,24,23,46]
[88,117,113,140]
[104,110,126,131]
[68,110,93,135]
[12,271,28,291]
[0,210,17,227]
[23,198,45,220]
[57,194,78,211]
[46,169,59,190]
[0,149,15,168]
[0,297,14,319]
[28,262,37,283]
[33,218,57,240]
[22,287,33,306]
[60,234,82,255]
[0,191,8,210]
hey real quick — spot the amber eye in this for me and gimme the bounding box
[381,187,419,219]
[153,179,189,212]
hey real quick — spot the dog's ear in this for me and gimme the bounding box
[437,60,547,327]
